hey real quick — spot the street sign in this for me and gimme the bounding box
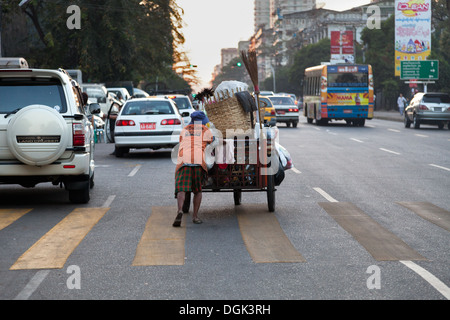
[400,60,439,80]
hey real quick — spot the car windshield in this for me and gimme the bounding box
[122,101,174,115]
[0,78,67,113]
[268,97,295,105]
[172,97,192,110]
[423,95,450,104]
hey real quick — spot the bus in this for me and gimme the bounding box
[303,64,374,126]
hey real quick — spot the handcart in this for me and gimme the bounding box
[182,136,276,213]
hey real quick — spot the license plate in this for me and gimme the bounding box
[344,109,352,114]
[434,107,442,112]
[277,110,285,115]
[140,123,156,130]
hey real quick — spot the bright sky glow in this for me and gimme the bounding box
[176,0,371,91]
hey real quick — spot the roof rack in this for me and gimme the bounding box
[0,57,29,69]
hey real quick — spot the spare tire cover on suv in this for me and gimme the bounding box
[7,105,70,166]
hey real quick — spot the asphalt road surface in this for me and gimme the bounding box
[1,116,449,303]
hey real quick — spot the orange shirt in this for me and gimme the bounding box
[175,124,213,173]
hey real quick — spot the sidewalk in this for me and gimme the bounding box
[373,110,403,122]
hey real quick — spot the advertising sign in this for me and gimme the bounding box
[395,0,432,76]
[330,31,354,63]
[327,93,369,106]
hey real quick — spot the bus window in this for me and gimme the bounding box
[328,72,368,87]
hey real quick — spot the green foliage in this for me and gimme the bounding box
[1,0,192,88]
[262,38,331,95]
[211,56,249,88]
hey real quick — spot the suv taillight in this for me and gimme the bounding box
[161,119,181,125]
[419,104,429,110]
[73,123,85,146]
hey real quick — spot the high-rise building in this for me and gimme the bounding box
[254,0,271,32]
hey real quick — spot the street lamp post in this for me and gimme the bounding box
[270,64,276,93]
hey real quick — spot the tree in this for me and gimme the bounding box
[262,38,331,96]
[1,0,197,88]
[211,57,249,88]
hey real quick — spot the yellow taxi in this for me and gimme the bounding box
[258,96,276,127]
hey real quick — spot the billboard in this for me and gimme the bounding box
[395,0,432,76]
[330,31,354,63]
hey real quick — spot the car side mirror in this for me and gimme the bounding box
[181,112,190,117]
[89,103,101,114]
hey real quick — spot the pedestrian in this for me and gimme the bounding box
[397,93,407,116]
[173,111,214,227]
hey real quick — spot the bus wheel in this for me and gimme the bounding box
[359,119,365,127]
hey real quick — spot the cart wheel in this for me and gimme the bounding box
[182,192,191,213]
[233,190,242,205]
[267,175,275,212]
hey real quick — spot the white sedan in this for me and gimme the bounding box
[114,98,188,157]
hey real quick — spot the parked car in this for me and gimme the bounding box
[258,96,277,127]
[159,94,195,125]
[404,92,450,129]
[114,98,188,157]
[268,95,299,127]
[107,87,131,101]
[132,88,150,98]
[0,58,100,203]
[81,84,114,118]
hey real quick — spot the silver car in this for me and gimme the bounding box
[404,92,450,129]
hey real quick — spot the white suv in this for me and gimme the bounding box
[0,58,100,203]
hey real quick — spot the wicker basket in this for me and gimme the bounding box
[205,96,255,138]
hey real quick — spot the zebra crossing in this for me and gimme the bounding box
[1,201,449,271]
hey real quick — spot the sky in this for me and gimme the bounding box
[176,0,372,91]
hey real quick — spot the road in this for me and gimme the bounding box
[0,115,449,302]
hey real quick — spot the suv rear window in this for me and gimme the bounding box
[122,101,174,115]
[172,97,192,110]
[0,78,67,113]
[423,94,450,104]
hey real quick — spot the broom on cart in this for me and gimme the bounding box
[240,49,263,131]
[241,49,263,133]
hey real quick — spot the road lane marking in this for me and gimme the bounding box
[236,204,306,263]
[313,187,338,203]
[388,129,400,133]
[350,138,364,143]
[0,209,32,231]
[102,195,116,208]
[400,261,450,300]
[429,164,450,172]
[415,134,428,138]
[319,202,426,261]
[379,148,401,155]
[10,207,109,270]
[365,124,375,128]
[291,167,301,174]
[13,270,51,300]
[397,202,450,232]
[128,164,142,177]
[133,206,186,266]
